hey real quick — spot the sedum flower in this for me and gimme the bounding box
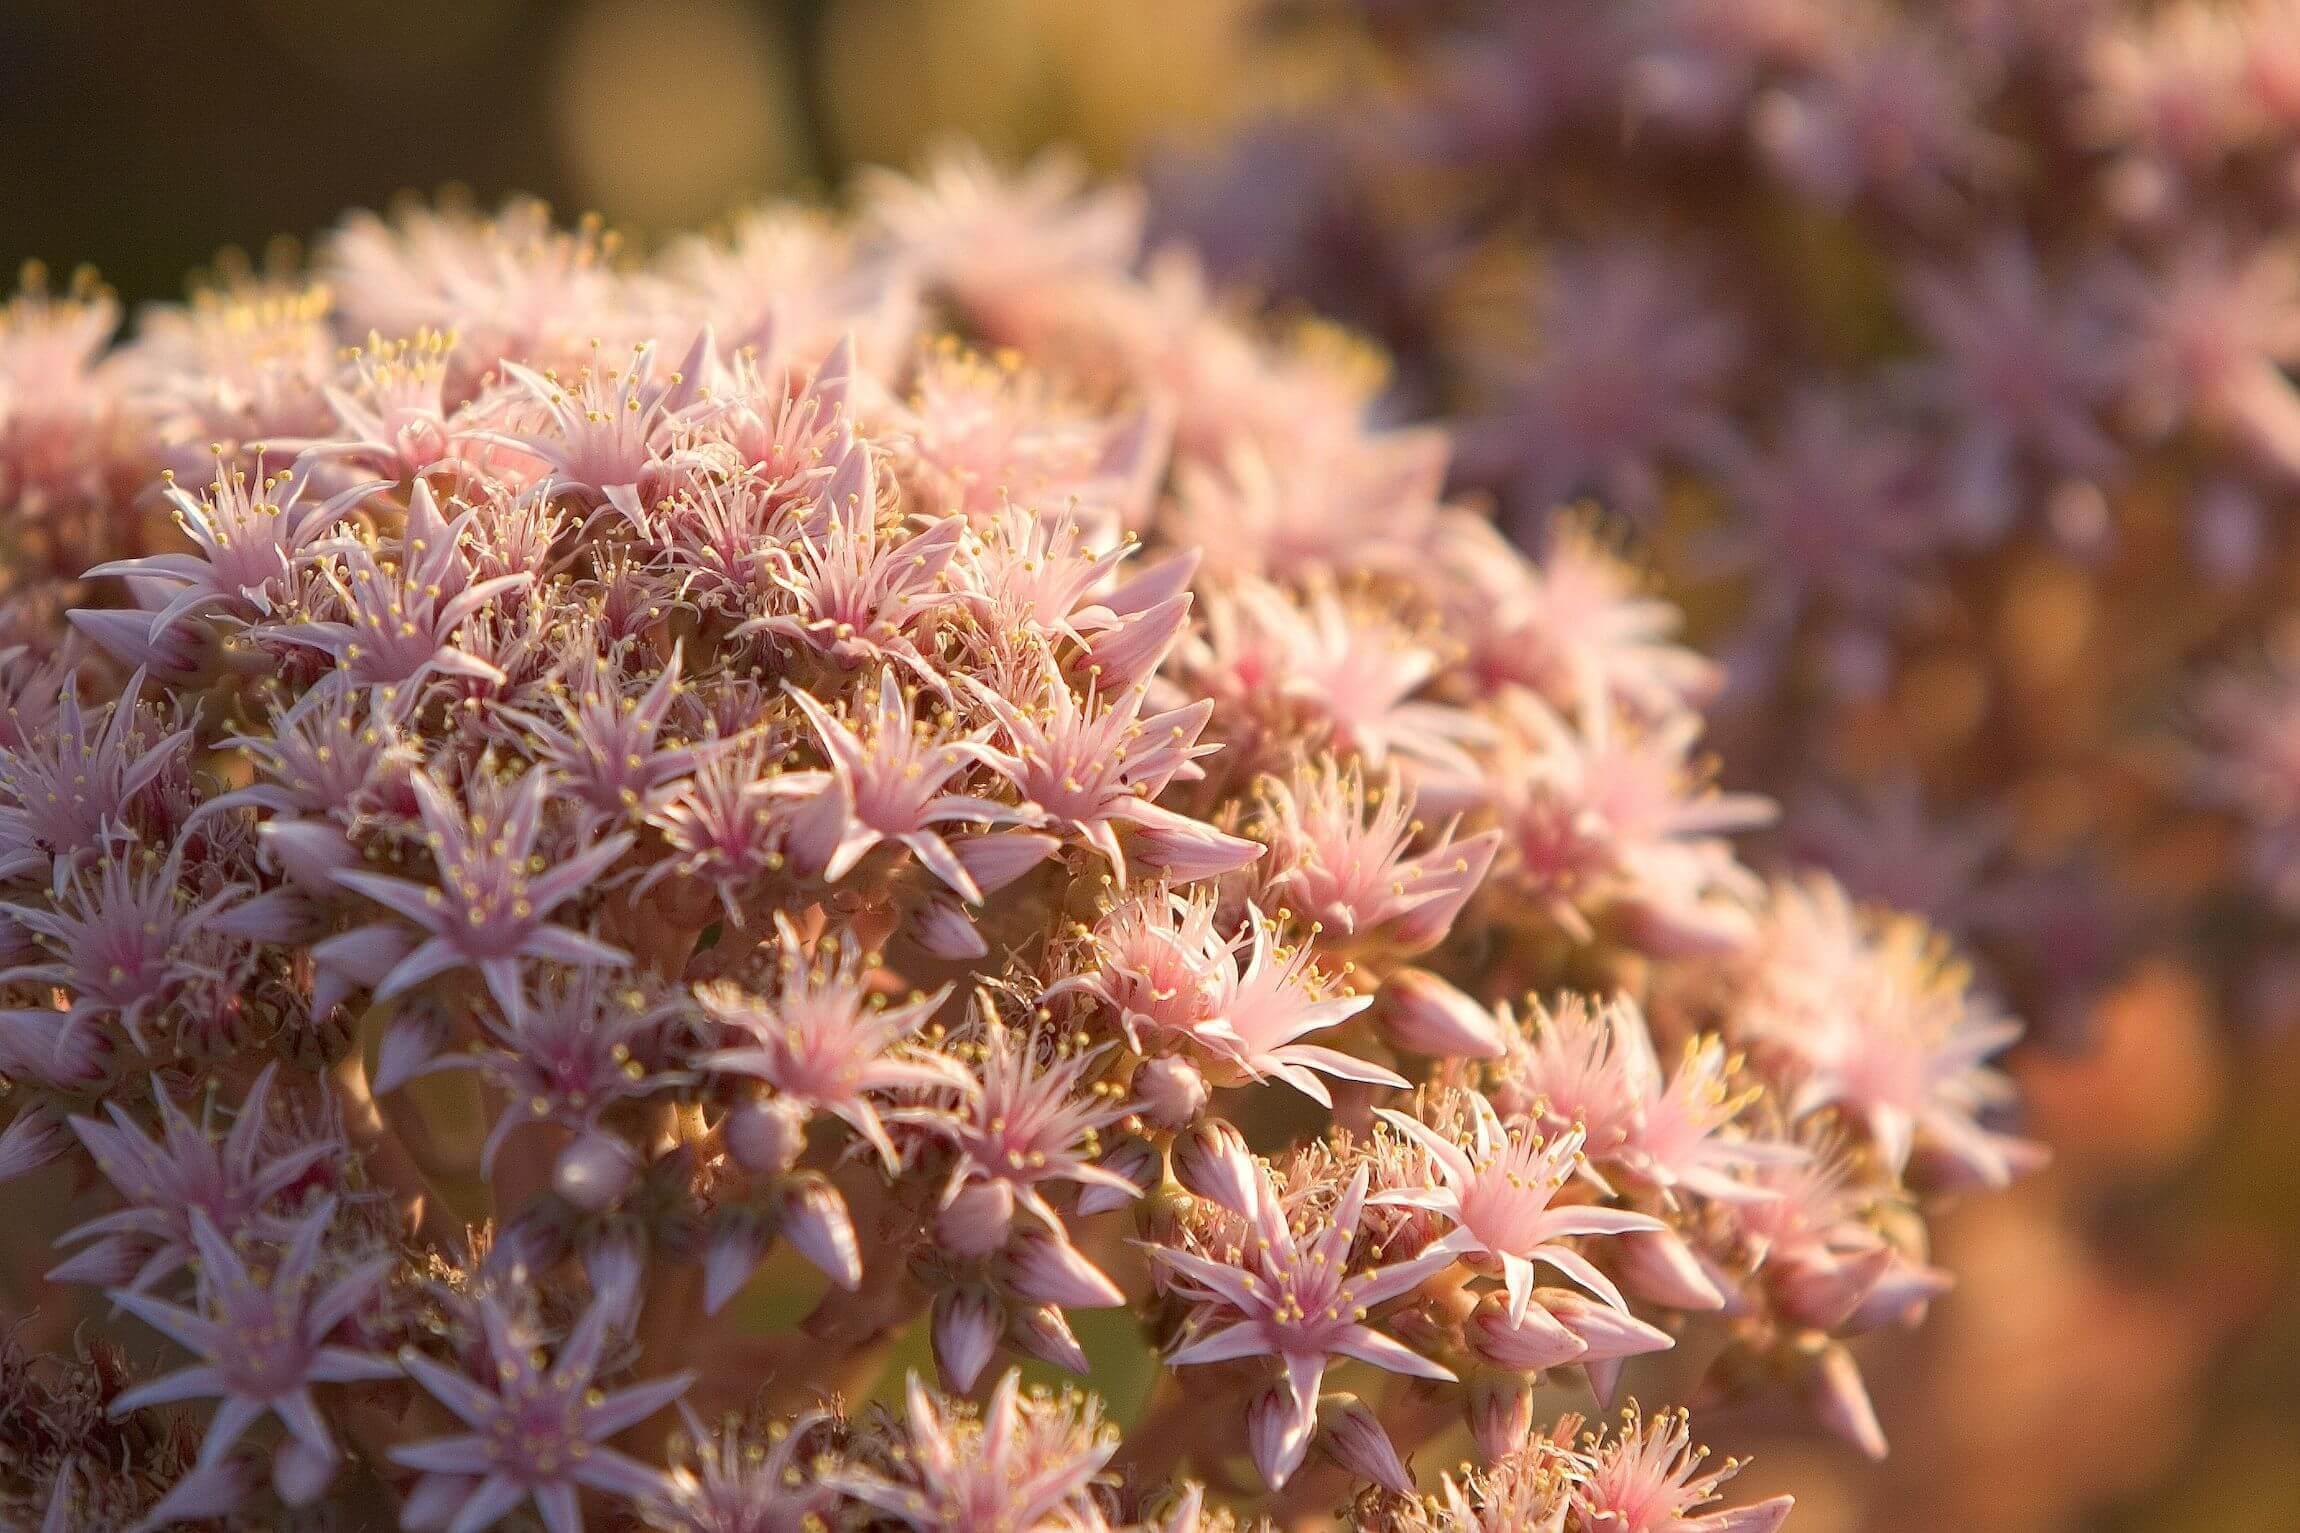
[107,1201,397,1500]
[647,1405,841,1533]
[777,666,1033,903]
[829,1369,1118,1533]
[1374,1092,1664,1321]
[392,1292,694,1533]
[698,914,956,1170]
[54,1064,333,1292]
[1152,1160,1454,1489]
[1572,1405,1794,1533]
[919,1004,1138,1258]
[329,760,632,1016]
[278,477,532,688]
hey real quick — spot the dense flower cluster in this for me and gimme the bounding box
[1159,0,2300,1044]
[0,153,2033,1530]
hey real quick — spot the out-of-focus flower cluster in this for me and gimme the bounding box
[1158,0,2300,1038]
[0,150,2033,1531]
[1153,2,2300,1527]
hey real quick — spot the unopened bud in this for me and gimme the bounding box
[1009,1303,1090,1374]
[272,1435,338,1507]
[1248,1385,1314,1491]
[1615,1227,1727,1312]
[1133,1055,1210,1128]
[1172,1120,1259,1217]
[937,1179,1017,1257]
[724,1097,808,1176]
[1319,1393,1415,1495]
[1379,969,1510,1060]
[1465,1290,1587,1372]
[1007,1231,1126,1309]
[1808,1344,1888,1460]
[932,1286,1005,1392]
[553,1130,637,1213]
[1466,1370,1536,1463]
[780,1174,862,1290]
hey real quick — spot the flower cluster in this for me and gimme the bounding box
[0,152,2034,1530]
[1157,0,2300,1045]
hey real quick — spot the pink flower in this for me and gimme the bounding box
[393,1292,693,1533]
[1201,909,1405,1104]
[1439,512,1718,720]
[1261,757,1499,950]
[1374,1093,1663,1321]
[1151,1160,1454,1488]
[736,439,965,686]
[1491,691,1772,952]
[916,1005,1138,1256]
[697,914,957,1170]
[277,478,532,687]
[486,333,709,529]
[828,1369,1118,1532]
[54,1064,334,1292]
[0,672,188,870]
[1572,1405,1794,1533]
[457,966,686,1174]
[1737,876,2036,1186]
[776,667,1033,902]
[968,666,1248,884]
[1460,239,1742,526]
[509,646,726,833]
[1900,237,2128,540]
[643,742,793,920]
[84,458,383,634]
[863,146,1145,332]
[653,1404,841,1533]
[328,761,632,1015]
[108,1201,397,1498]
[2,844,242,1048]
[892,350,1155,537]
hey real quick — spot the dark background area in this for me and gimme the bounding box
[0,0,1254,310]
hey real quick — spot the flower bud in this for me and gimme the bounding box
[1007,1231,1126,1309]
[0,1108,68,1185]
[1248,1385,1314,1490]
[582,1233,647,1330]
[1465,1290,1587,1372]
[937,1179,1017,1257]
[553,1130,637,1213]
[1076,1136,1157,1216]
[1378,968,1510,1060]
[1615,1227,1727,1312]
[724,1097,808,1176]
[1467,1370,1536,1463]
[702,1208,771,1315]
[1009,1303,1090,1374]
[780,1174,862,1290]
[1841,1256,1953,1334]
[273,1435,338,1507]
[1133,1055,1210,1128]
[1172,1120,1259,1217]
[1807,1343,1888,1460]
[954,830,1059,895]
[1542,1287,1675,1406]
[1772,1242,1893,1331]
[913,895,989,960]
[1319,1393,1415,1495]
[932,1286,1005,1392]
[374,1005,450,1095]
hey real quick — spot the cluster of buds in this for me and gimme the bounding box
[0,150,2033,1530]
[1159,0,2300,1039]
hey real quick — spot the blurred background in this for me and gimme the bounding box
[6,3,2300,1531]
[0,0,1277,304]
